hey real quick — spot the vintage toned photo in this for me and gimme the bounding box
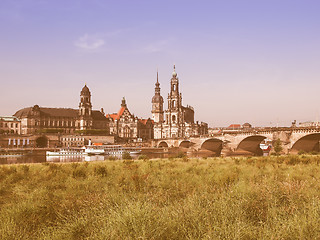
[1,0,320,239]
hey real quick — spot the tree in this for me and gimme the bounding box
[274,139,283,155]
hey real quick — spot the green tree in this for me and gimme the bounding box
[274,139,283,155]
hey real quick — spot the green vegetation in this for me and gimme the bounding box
[1,155,320,239]
[273,138,283,155]
[122,151,132,160]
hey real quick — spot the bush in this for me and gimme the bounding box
[108,156,117,160]
[122,152,132,160]
[94,166,108,177]
[138,155,149,160]
[174,152,186,158]
[72,168,86,178]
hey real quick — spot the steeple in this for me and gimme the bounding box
[155,70,161,95]
[151,70,164,123]
[79,84,92,116]
[79,84,93,130]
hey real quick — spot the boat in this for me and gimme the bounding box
[46,148,85,156]
[84,144,141,156]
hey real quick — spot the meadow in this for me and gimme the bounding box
[1,155,320,239]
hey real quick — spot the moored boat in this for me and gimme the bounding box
[46,148,85,156]
[84,144,141,156]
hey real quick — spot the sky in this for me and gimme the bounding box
[0,0,320,127]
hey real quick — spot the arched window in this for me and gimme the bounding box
[172,115,176,123]
[173,85,175,91]
[172,100,175,108]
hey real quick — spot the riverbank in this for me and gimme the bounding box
[1,155,320,239]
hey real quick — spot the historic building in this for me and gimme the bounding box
[13,85,108,135]
[107,98,154,141]
[152,66,208,139]
[0,116,21,135]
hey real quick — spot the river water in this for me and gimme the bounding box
[0,152,215,165]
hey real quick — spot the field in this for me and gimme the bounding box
[1,155,320,239]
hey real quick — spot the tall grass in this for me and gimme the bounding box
[1,155,320,239]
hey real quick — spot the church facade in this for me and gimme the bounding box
[152,66,208,139]
[14,85,108,135]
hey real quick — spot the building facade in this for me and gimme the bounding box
[0,116,21,135]
[107,98,154,141]
[13,85,108,135]
[152,66,208,139]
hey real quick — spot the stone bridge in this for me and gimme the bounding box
[152,127,320,156]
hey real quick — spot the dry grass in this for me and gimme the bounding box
[1,155,320,239]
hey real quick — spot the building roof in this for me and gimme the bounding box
[138,118,154,125]
[227,124,242,129]
[81,84,90,95]
[0,116,20,122]
[106,106,129,121]
[91,110,108,121]
[14,107,78,118]
[14,106,107,121]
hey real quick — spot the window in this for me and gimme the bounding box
[172,115,176,123]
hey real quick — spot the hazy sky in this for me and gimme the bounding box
[1,0,320,127]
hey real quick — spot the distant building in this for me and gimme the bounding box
[242,122,252,129]
[152,66,208,139]
[299,121,320,127]
[107,98,153,141]
[0,116,21,135]
[13,85,108,135]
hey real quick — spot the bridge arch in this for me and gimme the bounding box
[291,133,320,153]
[200,138,223,156]
[179,140,191,148]
[158,141,169,148]
[236,135,266,156]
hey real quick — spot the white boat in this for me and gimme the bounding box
[46,148,85,156]
[84,144,141,156]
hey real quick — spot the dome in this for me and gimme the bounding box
[81,84,90,95]
[172,71,177,77]
[172,65,177,77]
[152,95,163,103]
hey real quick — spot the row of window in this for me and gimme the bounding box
[0,122,19,128]
[37,120,78,127]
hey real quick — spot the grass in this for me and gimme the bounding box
[1,155,320,239]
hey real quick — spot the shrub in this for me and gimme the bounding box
[108,156,117,160]
[94,166,108,177]
[174,152,186,158]
[72,168,86,178]
[138,155,149,161]
[122,152,132,160]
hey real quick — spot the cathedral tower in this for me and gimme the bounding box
[79,84,93,130]
[151,71,164,123]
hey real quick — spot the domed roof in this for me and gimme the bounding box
[172,71,177,77]
[152,94,163,103]
[172,65,177,77]
[81,84,90,95]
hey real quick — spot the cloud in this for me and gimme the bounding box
[143,40,170,53]
[74,34,105,51]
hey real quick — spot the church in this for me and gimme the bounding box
[152,66,208,139]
